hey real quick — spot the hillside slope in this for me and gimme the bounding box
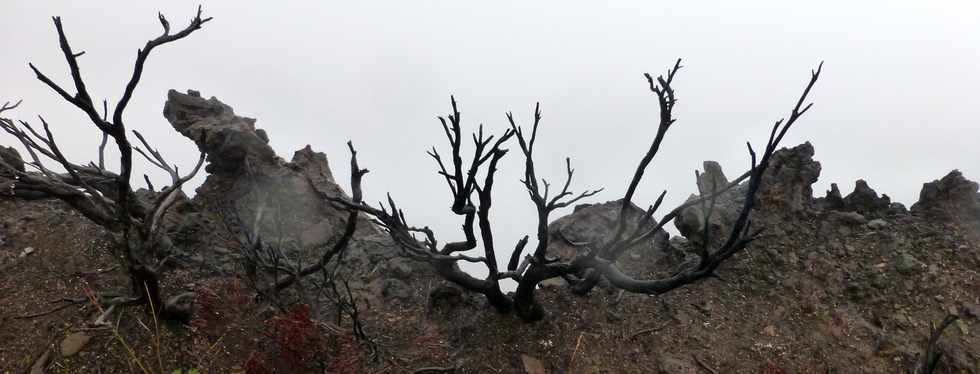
[1,92,977,373]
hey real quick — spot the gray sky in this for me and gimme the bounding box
[4,1,979,278]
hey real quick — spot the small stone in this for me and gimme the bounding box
[866,219,888,230]
[521,354,546,374]
[763,325,778,337]
[956,320,969,335]
[19,246,34,257]
[539,277,566,289]
[891,253,923,274]
[658,354,699,373]
[934,295,945,302]
[60,332,91,357]
[962,302,979,318]
[874,333,897,355]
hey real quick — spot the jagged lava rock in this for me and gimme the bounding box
[0,146,24,173]
[675,161,746,247]
[547,199,671,274]
[163,90,396,273]
[841,180,891,217]
[756,141,822,213]
[819,183,844,211]
[911,170,980,221]
[675,142,821,243]
[163,89,277,174]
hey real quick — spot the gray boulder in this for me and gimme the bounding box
[0,146,24,173]
[163,90,401,279]
[163,89,277,174]
[675,143,821,244]
[910,170,980,221]
[756,141,822,213]
[547,199,671,274]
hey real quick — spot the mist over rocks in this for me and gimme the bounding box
[547,199,674,276]
[162,90,403,280]
[627,141,980,245]
[674,161,746,249]
[2,90,980,372]
[672,142,821,245]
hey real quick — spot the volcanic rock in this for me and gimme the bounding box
[163,89,277,174]
[675,143,821,244]
[163,90,399,277]
[910,170,980,221]
[756,141,822,213]
[547,199,671,274]
[841,180,891,217]
[0,146,24,173]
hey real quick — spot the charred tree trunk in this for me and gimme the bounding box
[0,7,211,321]
[327,60,823,323]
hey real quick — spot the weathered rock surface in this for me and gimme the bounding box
[911,170,980,222]
[819,183,845,211]
[59,332,91,357]
[674,143,821,244]
[675,164,746,248]
[3,92,980,373]
[162,90,401,279]
[0,146,24,173]
[756,141,822,213]
[163,89,276,174]
[841,180,892,218]
[547,199,671,274]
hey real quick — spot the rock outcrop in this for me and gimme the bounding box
[0,146,24,173]
[911,170,980,222]
[547,199,672,275]
[675,161,746,248]
[674,143,821,244]
[163,89,276,174]
[818,183,844,211]
[756,141,822,213]
[0,146,22,195]
[840,180,892,218]
[162,90,399,275]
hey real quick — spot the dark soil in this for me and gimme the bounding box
[1,196,978,373]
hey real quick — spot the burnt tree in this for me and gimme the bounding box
[0,8,211,320]
[331,60,823,321]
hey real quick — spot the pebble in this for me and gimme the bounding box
[18,246,34,257]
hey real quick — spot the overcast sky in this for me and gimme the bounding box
[3,1,979,276]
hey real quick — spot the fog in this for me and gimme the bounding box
[3,1,979,279]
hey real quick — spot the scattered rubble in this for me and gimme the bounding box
[2,91,978,373]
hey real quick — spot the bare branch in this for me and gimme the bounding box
[587,61,823,295]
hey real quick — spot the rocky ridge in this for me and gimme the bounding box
[1,90,978,372]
